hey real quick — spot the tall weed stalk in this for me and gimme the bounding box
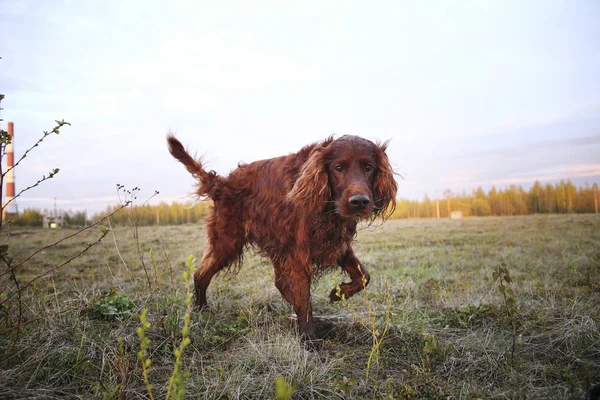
[337,276,391,383]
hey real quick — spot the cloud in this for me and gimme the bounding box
[458,135,600,159]
[542,135,600,147]
[0,1,28,17]
[16,196,119,215]
[451,163,600,188]
[4,1,600,209]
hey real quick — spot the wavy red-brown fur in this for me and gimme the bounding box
[167,134,397,344]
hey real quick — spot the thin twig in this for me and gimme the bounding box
[7,264,22,343]
[158,232,175,294]
[107,216,130,272]
[2,171,59,210]
[2,120,70,177]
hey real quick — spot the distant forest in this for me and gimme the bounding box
[93,201,211,226]
[390,180,599,219]
[8,180,600,227]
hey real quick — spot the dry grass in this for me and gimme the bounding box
[1,214,599,399]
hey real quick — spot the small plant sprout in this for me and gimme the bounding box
[422,333,438,372]
[274,377,294,400]
[493,262,519,366]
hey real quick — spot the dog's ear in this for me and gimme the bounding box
[287,144,331,214]
[373,141,397,219]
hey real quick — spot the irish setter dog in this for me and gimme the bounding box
[168,134,397,344]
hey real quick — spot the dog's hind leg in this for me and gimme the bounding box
[194,212,244,309]
[273,260,294,305]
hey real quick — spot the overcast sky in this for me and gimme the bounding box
[1,0,599,215]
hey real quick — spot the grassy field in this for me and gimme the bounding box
[1,214,599,399]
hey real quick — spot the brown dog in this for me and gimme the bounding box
[168,135,397,343]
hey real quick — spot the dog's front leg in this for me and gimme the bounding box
[288,261,317,344]
[329,248,370,302]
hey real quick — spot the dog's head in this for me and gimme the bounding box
[289,135,397,220]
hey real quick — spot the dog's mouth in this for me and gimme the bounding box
[353,207,374,219]
[337,203,374,220]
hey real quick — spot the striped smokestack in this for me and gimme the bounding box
[3,122,17,220]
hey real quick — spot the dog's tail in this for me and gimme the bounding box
[167,135,219,198]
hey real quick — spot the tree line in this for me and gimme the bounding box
[8,180,599,227]
[390,180,599,219]
[92,201,211,226]
[9,201,210,228]
[9,209,86,227]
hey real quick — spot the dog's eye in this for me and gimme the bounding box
[334,165,343,173]
[365,164,374,172]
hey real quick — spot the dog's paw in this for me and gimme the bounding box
[194,302,211,312]
[329,287,346,302]
[302,337,324,352]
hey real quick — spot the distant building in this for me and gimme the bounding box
[450,211,463,219]
[43,215,63,229]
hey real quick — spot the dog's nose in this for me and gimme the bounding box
[349,194,370,209]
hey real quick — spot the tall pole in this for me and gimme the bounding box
[594,183,599,214]
[3,122,17,220]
